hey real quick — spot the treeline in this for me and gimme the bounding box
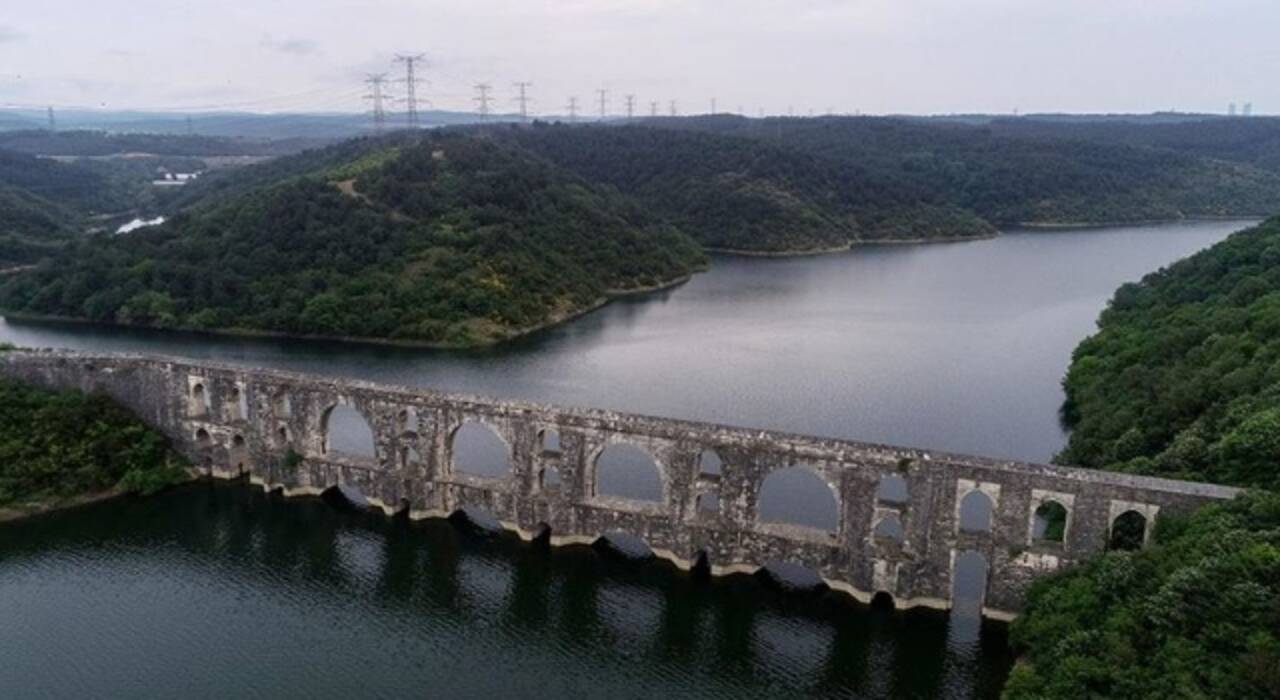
[654,115,1280,226]
[0,132,705,347]
[1003,217,1280,698]
[0,375,188,510]
[0,130,310,157]
[1058,216,1280,490]
[491,124,992,252]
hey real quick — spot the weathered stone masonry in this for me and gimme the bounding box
[0,350,1242,619]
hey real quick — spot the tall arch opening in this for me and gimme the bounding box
[1109,510,1148,551]
[228,386,247,421]
[958,490,993,533]
[699,449,722,477]
[189,382,208,416]
[876,474,908,504]
[873,514,905,543]
[451,421,511,480]
[949,550,989,644]
[595,444,663,502]
[757,465,839,533]
[540,429,561,454]
[1033,501,1069,544]
[323,404,376,459]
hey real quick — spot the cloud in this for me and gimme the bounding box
[259,35,320,56]
[0,25,24,43]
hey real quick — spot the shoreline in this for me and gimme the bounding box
[0,272,697,352]
[0,487,129,524]
[706,232,998,258]
[1011,215,1263,230]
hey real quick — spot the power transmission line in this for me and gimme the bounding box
[473,83,493,120]
[394,53,427,127]
[624,94,635,119]
[512,81,533,122]
[566,96,579,122]
[650,101,659,118]
[46,106,54,131]
[710,97,717,115]
[669,100,678,117]
[363,73,390,133]
[596,88,608,120]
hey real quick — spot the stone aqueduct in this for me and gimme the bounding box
[0,350,1242,619]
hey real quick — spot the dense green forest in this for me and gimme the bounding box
[1058,217,1280,490]
[490,124,992,252]
[0,132,705,346]
[0,376,188,512]
[656,116,1280,225]
[1004,490,1280,699]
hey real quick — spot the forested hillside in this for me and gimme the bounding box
[657,116,1280,226]
[1057,217,1280,490]
[0,132,705,347]
[492,124,992,252]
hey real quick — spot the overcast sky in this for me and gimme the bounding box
[0,0,1276,116]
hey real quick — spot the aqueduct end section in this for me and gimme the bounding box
[0,350,1242,618]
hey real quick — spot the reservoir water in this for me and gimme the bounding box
[0,220,1250,697]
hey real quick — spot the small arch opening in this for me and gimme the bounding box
[873,514,905,543]
[273,393,292,417]
[452,506,502,533]
[539,466,562,491]
[540,429,561,454]
[323,484,370,511]
[1109,510,1148,551]
[189,382,208,415]
[870,591,896,611]
[1033,501,1069,544]
[232,434,246,448]
[451,421,512,479]
[757,465,839,533]
[323,404,377,459]
[399,408,419,434]
[877,474,908,504]
[697,492,720,515]
[595,443,663,502]
[691,550,711,581]
[228,386,247,420]
[401,445,422,467]
[596,531,654,559]
[532,522,552,547]
[194,428,211,445]
[760,561,827,592]
[276,425,289,446]
[699,449,722,477]
[958,490,994,533]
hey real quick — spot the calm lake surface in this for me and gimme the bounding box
[0,220,1250,697]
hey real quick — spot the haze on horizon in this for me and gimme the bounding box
[0,0,1275,117]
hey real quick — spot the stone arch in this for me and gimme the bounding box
[1032,500,1069,544]
[698,449,722,477]
[189,381,208,416]
[958,490,994,533]
[230,433,249,471]
[228,385,247,420]
[873,513,905,543]
[539,465,561,491]
[450,420,512,480]
[322,404,377,459]
[876,473,908,504]
[194,428,211,445]
[1109,510,1148,551]
[539,429,561,454]
[756,464,840,533]
[870,591,896,610]
[597,530,654,558]
[399,407,419,434]
[401,444,422,468]
[275,424,290,447]
[594,442,664,502]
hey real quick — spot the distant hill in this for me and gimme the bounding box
[489,123,992,253]
[652,115,1280,226]
[0,132,705,347]
[0,130,319,157]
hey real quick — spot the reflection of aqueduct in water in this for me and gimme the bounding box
[0,351,1242,618]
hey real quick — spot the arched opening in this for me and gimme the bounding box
[595,443,663,502]
[691,550,711,581]
[532,522,552,547]
[401,445,422,467]
[323,483,369,511]
[958,490,994,533]
[757,465,839,533]
[189,382,207,416]
[323,404,377,459]
[760,561,827,591]
[276,425,289,446]
[194,428,211,445]
[539,466,561,491]
[876,474,908,504]
[452,506,502,533]
[273,394,291,418]
[697,492,720,515]
[596,531,654,559]
[870,591,896,611]
[1033,501,1069,544]
[951,550,989,615]
[451,421,511,479]
[228,386,247,420]
[540,429,561,454]
[873,514,905,543]
[1109,510,1148,551]
[399,408,419,434]
[230,434,249,471]
[699,449,722,477]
